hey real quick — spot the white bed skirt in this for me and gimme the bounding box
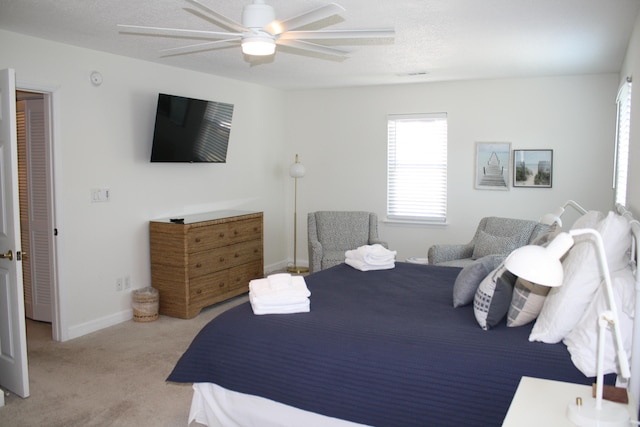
[189,383,369,427]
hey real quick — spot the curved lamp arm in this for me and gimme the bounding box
[539,200,588,227]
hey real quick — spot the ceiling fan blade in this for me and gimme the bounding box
[276,39,349,57]
[184,0,248,33]
[279,29,395,40]
[159,38,241,55]
[275,3,345,34]
[117,24,239,39]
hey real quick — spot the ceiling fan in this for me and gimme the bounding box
[118,0,394,58]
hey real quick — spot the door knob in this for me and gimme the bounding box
[0,250,13,261]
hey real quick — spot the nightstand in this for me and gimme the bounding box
[502,376,636,426]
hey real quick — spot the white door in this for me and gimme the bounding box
[0,68,30,398]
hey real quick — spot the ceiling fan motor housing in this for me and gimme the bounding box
[242,0,276,29]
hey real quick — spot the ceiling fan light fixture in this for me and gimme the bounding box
[242,36,276,55]
[242,0,275,29]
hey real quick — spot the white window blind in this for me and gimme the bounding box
[614,78,632,206]
[387,113,448,223]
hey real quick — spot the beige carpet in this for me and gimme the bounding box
[0,295,248,427]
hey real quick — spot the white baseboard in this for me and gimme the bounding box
[66,308,132,340]
[264,259,309,275]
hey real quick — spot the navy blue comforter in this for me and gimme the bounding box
[168,262,598,426]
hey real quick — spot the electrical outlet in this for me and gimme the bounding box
[124,276,131,290]
[116,277,123,291]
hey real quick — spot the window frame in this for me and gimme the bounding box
[613,77,632,207]
[386,112,448,225]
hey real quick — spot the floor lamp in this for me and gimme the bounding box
[287,154,309,274]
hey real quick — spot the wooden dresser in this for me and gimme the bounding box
[149,210,263,319]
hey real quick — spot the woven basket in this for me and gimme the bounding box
[132,287,159,322]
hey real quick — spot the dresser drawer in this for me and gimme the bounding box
[187,224,230,253]
[189,270,229,305]
[226,239,263,269]
[188,239,263,278]
[228,218,262,245]
[188,245,231,278]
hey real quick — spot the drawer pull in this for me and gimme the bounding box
[234,253,240,258]
[219,282,225,288]
[195,237,201,243]
[219,232,225,238]
[219,257,225,262]
[196,263,202,268]
[196,289,202,294]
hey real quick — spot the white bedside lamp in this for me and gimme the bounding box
[539,200,588,227]
[505,228,630,427]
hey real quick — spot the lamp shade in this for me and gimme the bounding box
[504,232,574,286]
[539,206,565,226]
[505,246,564,287]
[289,155,306,178]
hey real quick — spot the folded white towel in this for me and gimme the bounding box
[249,276,310,306]
[250,293,310,315]
[267,273,293,290]
[345,257,395,271]
[345,244,397,266]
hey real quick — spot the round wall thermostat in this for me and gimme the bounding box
[90,71,103,86]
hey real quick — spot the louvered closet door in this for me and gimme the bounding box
[25,98,53,323]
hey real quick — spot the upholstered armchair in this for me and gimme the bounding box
[427,217,549,268]
[308,211,388,273]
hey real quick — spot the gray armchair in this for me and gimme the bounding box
[427,217,549,268]
[308,211,388,273]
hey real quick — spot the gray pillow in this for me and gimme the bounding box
[472,230,520,259]
[453,254,505,307]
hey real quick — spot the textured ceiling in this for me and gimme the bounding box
[1,0,639,90]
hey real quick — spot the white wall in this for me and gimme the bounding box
[621,12,640,217]
[0,30,289,339]
[1,25,633,339]
[285,74,619,262]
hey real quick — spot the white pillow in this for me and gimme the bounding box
[563,266,635,377]
[530,211,630,343]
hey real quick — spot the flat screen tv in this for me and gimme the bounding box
[150,93,234,163]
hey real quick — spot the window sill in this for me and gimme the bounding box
[383,218,449,227]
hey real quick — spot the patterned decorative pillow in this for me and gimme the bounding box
[472,230,519,260]
[473,265,517,330]
[507,278,551,327]
[453,255,504,307]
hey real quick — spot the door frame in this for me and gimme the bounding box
[16,79,64,342]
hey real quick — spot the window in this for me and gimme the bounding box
[614,78,632,206]
[387,113,448,223]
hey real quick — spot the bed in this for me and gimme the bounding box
[168,205,640,427]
